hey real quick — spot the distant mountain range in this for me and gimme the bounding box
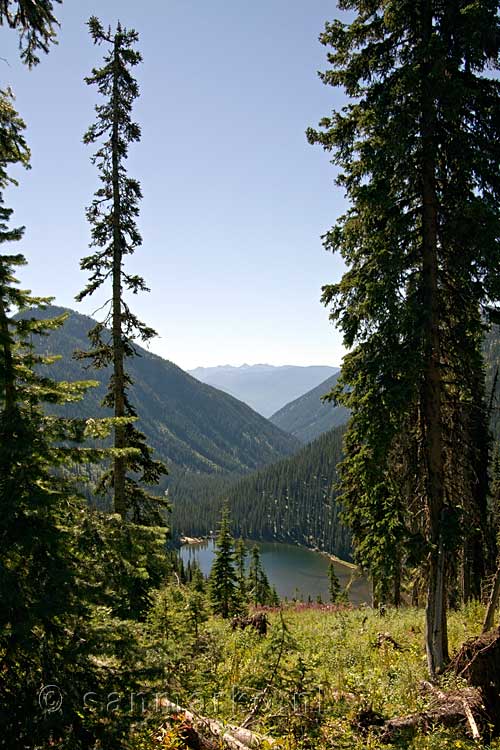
[189,363,339,417]
[22,306,354,557]
[270,372,350,443]
[25,307,301,476]
[173,326,500,558]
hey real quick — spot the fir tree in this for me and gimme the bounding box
[247,544,272,606]
[0,0,61,67]
[308,0,500,675]
[0,112,123,743]
[209,507,239,618]
[235,536,247,602]
[270,585,281,607]
[190,561,206,594]
[77,17,167,524]
[186,588,208,640]
[328,563,341,604]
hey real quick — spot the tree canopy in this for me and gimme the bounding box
[308,0,500,674]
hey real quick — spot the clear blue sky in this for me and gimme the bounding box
[1,1,348,370]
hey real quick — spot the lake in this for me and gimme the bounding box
[180,539,370,605]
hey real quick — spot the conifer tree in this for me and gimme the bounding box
[270,585,280,607]
[0,271,105,747]
[308,0,500,675]
[247,544,272,606]
[0,0,61,67]
[0,95,126,745]
[209,507,239,618]
[77,17,167,524]
[190,561,206,594]
[328,562,341,604]
[235,536,247,602]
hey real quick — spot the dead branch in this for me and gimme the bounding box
[354,682,485,744]
[375,632,405,650]
[483,565,500,634]
[158,698,276,749]
[240,611,287,729]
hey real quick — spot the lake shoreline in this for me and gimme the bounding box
[320,550,358,571]
[179,536,369,604]
[180,535,207,545]
[180,534,357,571]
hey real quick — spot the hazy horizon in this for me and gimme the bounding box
[1,1,348,370]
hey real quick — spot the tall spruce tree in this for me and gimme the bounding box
[209,507,239,618]
[328,562,341,604]
[77,17,167,524]
[0,268,95,747]
[308,1,500,675]
[235,536,248,603]
[247,544,272,606]
[0,8,168,745]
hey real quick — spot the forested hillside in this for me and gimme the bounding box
[26,306,301,474]
[173,323,500,552]
[174,425,351,560]
[270,371,349,442]
[227,425,350,558]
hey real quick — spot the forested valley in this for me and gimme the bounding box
[2,2,500,750]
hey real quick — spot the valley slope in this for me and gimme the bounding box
[174,424,352,561]
[270,372,349,443]
[28,306,301,475]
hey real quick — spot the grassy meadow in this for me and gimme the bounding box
[129,600,497,750]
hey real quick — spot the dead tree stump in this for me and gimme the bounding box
[450,625,500,733]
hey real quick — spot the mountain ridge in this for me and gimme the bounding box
[270,372,350,443]
[189,363,339,417]
[24,306,302,476]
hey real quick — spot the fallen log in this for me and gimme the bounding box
[355,628,500,742]
[379,685,484,743]
[157,698,276,749]
[353,681,485,743]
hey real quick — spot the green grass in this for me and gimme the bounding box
[132,601,500,749]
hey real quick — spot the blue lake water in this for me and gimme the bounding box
[179,539,370,604]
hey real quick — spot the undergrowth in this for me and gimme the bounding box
[128,598,499,749]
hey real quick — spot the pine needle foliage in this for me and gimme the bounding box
[0,0,61,67]
[77,17,168,525]
[308,0,500,674]
[248,544,273,606]
[0,93,111,746]
[209,506,240,618]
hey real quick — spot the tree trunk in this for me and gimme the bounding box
[483,565,500,634]
[393,549,402,607]
[420,0,448,677]
[0,294,16,413]
[111,36,126,518]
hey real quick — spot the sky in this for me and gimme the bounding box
[0,1,349,370]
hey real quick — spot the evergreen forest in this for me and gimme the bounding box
[2,3,500,749]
